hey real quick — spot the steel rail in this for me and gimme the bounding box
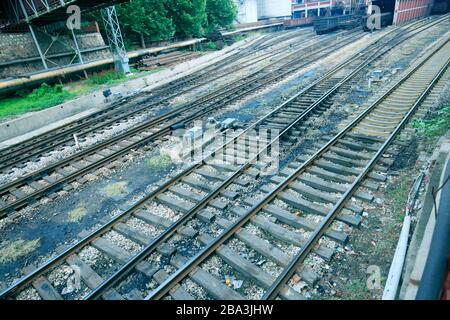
[84,36,392,298]
[0,32,364,217]
[0,31,356,184]
[0,17,441,298]
[0,30,365,300]
[0,29,320,171]
[1,17,446,299]
[144,33,450,301]
[263,54,450,302]
[0,30,321,169]
[0,24,393,300]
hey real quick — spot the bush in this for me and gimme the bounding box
[0,83,75,118]
[413,106,450,138]
[146,154,173,170]
[204,41,217,50]
[88,71,126,85]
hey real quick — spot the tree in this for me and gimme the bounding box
[165,0,207,38]
[116,0,175,47]
[205,0,237,32]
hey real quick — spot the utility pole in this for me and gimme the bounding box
[101,6,130,74]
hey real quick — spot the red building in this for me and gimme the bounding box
[392,0,434,25]
[291,1,439,26]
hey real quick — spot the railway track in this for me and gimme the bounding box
[1,17,448,300]
[145,30,450,301]
[0,29,317,174]
[0,29,365,218]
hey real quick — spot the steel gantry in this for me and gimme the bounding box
[101,5,130,74]
[1,0,130,75]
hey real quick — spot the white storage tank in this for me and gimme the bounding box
[234,0,258,24]
[257,0,292,20]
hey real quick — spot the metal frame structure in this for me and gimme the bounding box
[1,0,130,75]
[101,5,129,73]
[2,0,77,25]
[32,23,80,67]
[1,0,128,28]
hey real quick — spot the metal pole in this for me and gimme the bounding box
[18,0,29,22]
[71,28,84,64]
[70,28,88,78]
[101,6,130,74]
[28,24,48,70]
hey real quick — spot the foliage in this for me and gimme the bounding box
[205,0,237,32]
[87,0,237,43]
[345,278,369,300]
[386,179,411,223]
[413,107,450,138]
[233,34,245,43]
[147,154,173,170]
[0,83,75,119]
[0,239,41,264]
[88,70,126,85]
[204,41,217,50]
[166,0,207,38]
[116,0,175,42]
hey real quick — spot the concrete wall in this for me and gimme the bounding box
[258,0,292,19]
[0,34,264,146]
[234,0,258,24]
[0,30,110,79]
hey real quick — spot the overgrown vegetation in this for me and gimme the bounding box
[233,34,245,43]
[345,278,370,300]
[0,83,75,119]
[146,154,173,170]
[102,181,129,198]
[205,0,237,33]
[88,70,127,85]
[116,0,175,45]
[91,0,237,47]
[385,176,412,223]
[204,41,217,50]
[413,106,450,138]
[0,68,165,119]
[0,239,41,264]
[68,207,88,223]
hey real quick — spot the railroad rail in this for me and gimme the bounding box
[1,16,448,300]
[146,31,450,301]
[0,29,315,172]
[0,29,365,218]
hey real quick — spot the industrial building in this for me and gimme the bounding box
[234,0,258,23]
[234,0,292,24]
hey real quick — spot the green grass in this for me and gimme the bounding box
[87,70,127,85]
[0,83,75,119]
[0,68,165,120]
[345,278,369,300]
[386,178,411,223]
[0,239,41,264]
[413,106,450,138]
[233,34,245,43]
[204,41,218,51]
[146,154,173,170]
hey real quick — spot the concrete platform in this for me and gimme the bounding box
[0,34,263,149]
[400,134,450,299]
